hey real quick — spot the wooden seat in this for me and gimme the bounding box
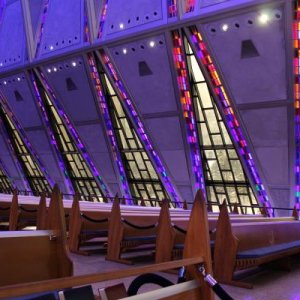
[213,203,300,288]
[106,197,161,264]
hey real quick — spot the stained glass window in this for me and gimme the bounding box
[0,102,51,194]
[183,36,258,214]
[33,73,105,201]
[96,60,169,206]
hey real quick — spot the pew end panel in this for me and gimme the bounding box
[155,200,176,263]
[183,189,214,299]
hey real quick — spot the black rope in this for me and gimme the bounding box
[80,213,108,223]
[19,206,37,213]
[173,225,187,234]
[127,273,173,296]
[122,219,157,230]
[0,206,9,211]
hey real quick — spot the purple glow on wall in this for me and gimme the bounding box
[0,0,5,26]
[100,50,181,207]
[87,54,132,202]
[35,0,50,57]
[30,73,73,194]
[171,31,205,193]
[189,26,270,207]
[38,70,111,197]
[294,1,300,204]
[98,0,108,39]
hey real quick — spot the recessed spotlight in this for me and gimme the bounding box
[149,41,155,47]
[72,61,77,67]
[119,23,124,29]
[53,67,57,72]
[221,24,229,32]
[0,63,3,67]
[47,68,51,73]
[3,81,7,85]
[122,48,127,54]
[258,13,270,24]
[49,45,54,50]
[17,77,21,81]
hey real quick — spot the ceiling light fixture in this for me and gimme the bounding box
[221,24,229,32]
[149,41,155,47]
[258,13,270,24]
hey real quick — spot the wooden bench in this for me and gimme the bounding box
[0,189,214,300]
[68,193,110,255]
[155,199,295,265]
[8,192,47,231]
[0,185,73,286]
[0,200,11,230]
[213,203,300,288]
[106,197,163,264]
[68,194,191,256]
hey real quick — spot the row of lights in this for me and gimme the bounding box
[45,36,79,52]
[215,11,281,33]
[46,61,80,73]
[111,11,159,30]
[1,76,25,86]
[116,40,162,56]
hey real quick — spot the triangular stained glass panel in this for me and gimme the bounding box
[0,99,52,194]
[32,72,107,201]
[183,36,259,214]
[96,61,169,206]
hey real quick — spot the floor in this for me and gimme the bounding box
[71,249,300,300]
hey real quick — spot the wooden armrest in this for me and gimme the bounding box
[0,257,204,299]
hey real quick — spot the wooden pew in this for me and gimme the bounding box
[68,195,192,256]
[155,200,295,265]
[8,192,47,231]
[0,188,214,300]
[213,203,300,288]
[0,185,73,286]
[68,192,109,255]
[0,198,12,230]
[106,197,163,264]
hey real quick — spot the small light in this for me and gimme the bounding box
[17,77,21,81]
[49,45,54,50]
[258,13,270,24]
[47,68,51,73]
[0,63,3,67]
[122,48,127,54]
[149,41,155,47]
[72,61,77,67]
[221,24,229,32]
[119,23,124,29]
[3,81,7,85]
[53,67,57,72]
